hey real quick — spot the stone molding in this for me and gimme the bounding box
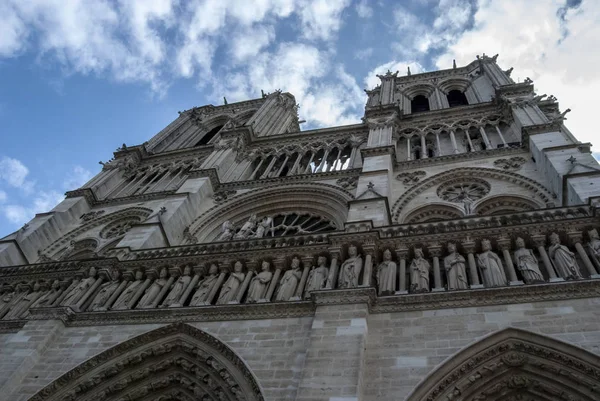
[219,168,362,191]
[395,146,525,169]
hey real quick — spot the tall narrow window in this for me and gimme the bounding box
[447,90,469,107]
[195,125,224,146]
[411,95,430,113]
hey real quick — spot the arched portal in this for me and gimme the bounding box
[406,328,600,401]
[29,323,264,401]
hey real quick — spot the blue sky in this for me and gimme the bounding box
[0,0,594,237]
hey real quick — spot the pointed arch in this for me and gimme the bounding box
[406,327,600,401]
[392,168,553,223]
[30,323,264,401]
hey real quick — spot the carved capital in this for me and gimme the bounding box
[395,246,409,259]
[496,237,512,251]
[461,241,476,253]
[301,256,314,268]
[531,235,547,248]
[567,230,583,244]
[427,243,443,258]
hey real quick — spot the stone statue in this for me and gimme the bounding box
[548,233,583,280]
[233,214,257,239]
[190,264,219,306]
[88,270,122,311]
[461,193,474,215]
[162,266,192,307]
[218,221,234,241]
[31,280,63,308]
[4,283,43,320]
[246,261,272,303]
[587,228,600,267]
[276,257,302,301]
[0,291,15,318]
[376,249,396,295]
[60,267,98,306]
[304,256,328,299]
[477,239,507,287]
[137,268,169,309]
[254,216,272,238]
[513,237,544,284]
[338,245,363,289]
[410,248,430,293]
[217,261,245,304]
[444,243,469,290]
[112,271,144,310]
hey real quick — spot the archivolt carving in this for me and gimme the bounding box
[29,323,264,401]
[392,168,553,223]
[404,203,464,224]
[187,183,353,243]
[475,195,541,216]
[406,328,600,401]
[437,77,472,94]
[42,207,153,258]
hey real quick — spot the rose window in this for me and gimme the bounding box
[437,179,491,203]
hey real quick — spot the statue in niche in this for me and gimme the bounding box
[444,243,469,290]
[254,216,272,238]
[112,271,145,310]
[217,261,245,304]
[459,192,474,215]
[246,261,272,303]
[162,266,192,307]
[513,237,545,284]
[587,229,600,267]
[338,245,363,289]
[548,232,583,280]
[0,291,15,318]
[276,257,302,301]
[477,239,507,287]
[190,264,220,306]
[304,256,329,299]
[137,267,169,309]
[376,249,396,295]
[410,248,430,293]
[4,283,43,320]
[31,280,63,308]
[234,214,257,239]
[60,266,98,306]
[88,269,122,311]
[218,221,235,241]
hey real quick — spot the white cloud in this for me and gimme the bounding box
[0,2,26,56]
[435,0,598,150]
[354,47,373,60]
[0,156,33,192]
[298,0,352,41]
[0,190,7,203]
[356,0,373,18]
[2,191,64,226]
[229,25,275,63]
[364,60,426,89]
[63,166,93,190]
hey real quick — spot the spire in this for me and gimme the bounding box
[407,66,411,76]
[453,59,457,69]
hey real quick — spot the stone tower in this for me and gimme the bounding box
[1,56,600,401]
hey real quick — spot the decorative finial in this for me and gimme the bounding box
[261,89,266,98]
[453,59,456,69]
[407,66,411,76]
[223,97,228,105]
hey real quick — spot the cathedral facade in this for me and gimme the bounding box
[1,56,600,401]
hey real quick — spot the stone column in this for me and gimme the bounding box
[259,156,278,179]
[568,231,600,278]
[265,259,284,302]
[464,131,475,152]
[361,246,374,287]
[128,275,152,309]
[428,244,445,292]
[151,273,175,308]
[435,133,442,156]
[73,276,104,312]
[291,256,312,301]
[236,262,256,303]
[449,130,459,153]
[103,278,129,310]
[479,126,492,149]
[325,249,340,289]
[395,247,408,294]
[532,235,563,282]
[496,238,524,285]
[420,135,428,159]
[494,125,507,147]
[461,240,483,288]
[406,137,412,160]
[174,267,202,307]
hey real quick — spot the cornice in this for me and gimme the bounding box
[398,101,499,126]
[0,319,26,333]
[361,145,395,158]
[252,124,368,146]
[395,145,527,169]
[522,122,563,136]
[393,60,480,85]
[312,287,377,307]
[495,82,534,97]
[219,168,361,191]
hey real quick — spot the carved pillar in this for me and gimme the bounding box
[449,130,459,154]
[464,131,475,152]
[435,133,442,156]
[288,152,303,175]
[428,244,445,292]
[265,259,284,301]
[259,156,278,179]
[568,231,600,278]
[274,154,290,176]
[249,157,266,180]
[151,272,175,308]
[496,238,523,285]
[174,267,203,307]
[304,152,316,174]
[103,277,129,310]
[53,280,77,307]
[291,256,312,301]
[406,137,411,160]
[325,249,340,289]
[461,241,483,288]
[361,246,374,287]
[420,135,428,159]
[532,235,563,282]
[128,275,152,309]
[73,276,104,312]
[494,125,507,146]
[236,261,256,303]
[205,266,228,305]
[479,126,492,149]
[395,247,408,294]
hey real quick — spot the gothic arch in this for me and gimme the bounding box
[403,203,465,224]
[392,168,553,223]
[406,327,600,401]
[29,323,264,401]
[42,207,154,258]
[474,195,542,216]
[189,183,354,242]
[402,83,436,99]
[437,77,472,94]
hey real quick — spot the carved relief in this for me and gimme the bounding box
[80,210,105,222]
[212,189,237,204]
[336,176,358,189]
[396,170,426,186]
[493,156,527,171]
[338,245,363,289]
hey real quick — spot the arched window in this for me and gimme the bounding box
[411,95,430,113]
[447,90,468,107]
[195,124,224,146]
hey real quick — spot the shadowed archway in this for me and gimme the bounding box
[406,327,600,401]
[29,323,264,401]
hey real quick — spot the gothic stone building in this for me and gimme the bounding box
[1,55,600,401]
